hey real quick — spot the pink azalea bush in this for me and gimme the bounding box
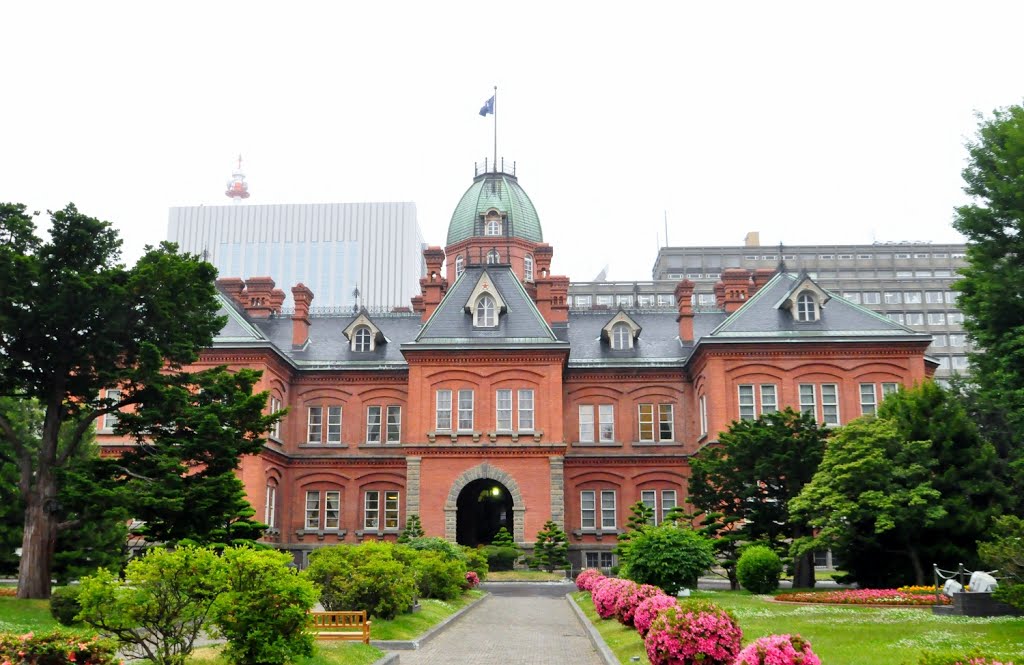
[0,630,120,665]
[644,600,742,665]
[592,577,636,620]
[464,571,480,588]
[775,589,949,606]
[575,568,606,591]
[735,634,821,665]
[633,594,679,637]
[617,583,664,627]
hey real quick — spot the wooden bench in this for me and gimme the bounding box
[309,610,371,644]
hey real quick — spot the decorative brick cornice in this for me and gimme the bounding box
[401,445,567,457]
[404,352,567,365]
[564,370,685,384]
[291,372,408,385]
[564,454,691,464]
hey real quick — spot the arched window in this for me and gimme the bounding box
[611,322,631,350]
[796,292,816,321]
[486,249,499,264]
[455,255,465,279]
[524,254,534,282]
[475,295,497,327]
[484,213,502,236]
[354,326,372,351]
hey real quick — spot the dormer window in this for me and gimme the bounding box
[354,326,372,351]
[486,249,499,264]
[796,292,817,322]
[524,254,534,282]
[484,211,503,236]
[611,323,631,350]
[475,294,497,327]
[455,255,465,279]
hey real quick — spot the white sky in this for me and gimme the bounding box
[2,1,1021,283]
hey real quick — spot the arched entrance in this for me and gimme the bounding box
[456,479,514,546]
[444,462,526,543]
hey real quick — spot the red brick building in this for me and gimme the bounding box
[126,166,935,568]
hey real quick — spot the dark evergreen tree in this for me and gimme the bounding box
[397,514,425,543]
[532,520,569,572]
[491,526,515,548]
[689,408,828,588]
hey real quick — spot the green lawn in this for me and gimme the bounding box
[368,589,484,640]
[573,590,1024,665]
[486,570,568,582]
[0,596,62,633]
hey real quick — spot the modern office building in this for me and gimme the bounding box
[168,199,425,311]
[102,163,935,569]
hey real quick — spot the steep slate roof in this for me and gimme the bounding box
[410,265,563,348]
[706,272,925,341]
[565,310,692,368]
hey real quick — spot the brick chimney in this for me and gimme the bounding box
[242,277,277,318]
[291,283,314,348]
[721,269,751,313]
[674,279,695,342]
[269,288,286,315]
[749,269,776,298]
[216,277,246,307]
[419,246,448,322]
[714,281,726,309]
[533,244,553,279]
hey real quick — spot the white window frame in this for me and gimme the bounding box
[386,405,401,444]
[860,383,877,416]
[579,405,594,443]
[485,218,502,236]
[268,396,282,439]
[102,388,122,431]
[307,406,323,443]
[305,490,320,530]
[354,326,372,352]
[436,390,452,431]
[760,384,778,414]
[699,395,708,437]
[496,389,513,431]
[486,249,499,264]
[518,389,534,431]
[364,490,380,529]
[738,384,756,421]
[611,322,631,350]
[638,403,656,441]
[821,384,840,426]
[366,406,382,444]
[327,405,342,443]
[799,384,817,418]
[364,490,400,530]
[455,255,464,279]
[601,490,617,530]
[598,405,615,443]
[265,484,277,528]
[475,295,497,327]
[458,389,474,431]
[641,490,657,525]
[796,293,816,321]
[524,254,534,282]
[658,404,674,441]
[324,490,341,530]
[661,490,677,523]
[581,490,596,529]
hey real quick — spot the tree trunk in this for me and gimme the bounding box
[908,545,925,586]
[17,477,57,599]
[792,551,816,589]
[727,566,740,591]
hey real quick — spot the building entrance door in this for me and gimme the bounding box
[455,478,514,547]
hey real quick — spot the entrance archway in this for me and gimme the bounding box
[456,479,513,546]
[444,462,526,543]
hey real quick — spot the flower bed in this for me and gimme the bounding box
[775,589,950,606]
[898,585,940,595]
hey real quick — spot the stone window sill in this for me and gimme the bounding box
[355,529,400,540]
[298,443,349,449]
[571,441,622,448]
[295,528,347,541]
[358,442,403,448]
[571,528,622,541]
[633,441,684,447]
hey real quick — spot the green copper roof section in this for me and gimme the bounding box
[446,172,543,245]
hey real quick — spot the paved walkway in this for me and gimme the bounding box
[394,584,603,664]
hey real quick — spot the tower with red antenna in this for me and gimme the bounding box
[225,154,250,202]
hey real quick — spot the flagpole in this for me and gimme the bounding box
[492,85,498,172]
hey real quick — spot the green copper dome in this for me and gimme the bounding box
[446,171,543,246]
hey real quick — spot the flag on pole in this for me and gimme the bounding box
[479,95,495,117]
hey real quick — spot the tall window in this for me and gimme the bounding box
[304,490,340,530]
[524,254,534,282]
[458,389,474,430]
[268,396,282,439]
[641,490,657,525]
[324,491,341,529]
[860,383,877,415]
[599,405,615,442]
[386,406,401,443]
[486,249,499,264]
[581,490,617,530]
[327,406,342,443]
[475,295,497,327]
[102,388,121,431]
[638,404,674,442]
[601,490,617,529]
[307,406,323,443]
[354,327,372,352]
[496,389,513,430]
[611,323,631,350]
[455,255,464,279]
[661,490,677,521]
[796,293,816,321]
[821,384,839,425]
[578,404,617,444]
[579,405,594,442]
[265,484,277,528]
[367,406,382,443]
[738,385,756,421]
[364,490,400,530]
[518,389,534,431]
[436,390,452,430]
[699,395,708,437]
[305,491,320,530]
[799,384,816,417]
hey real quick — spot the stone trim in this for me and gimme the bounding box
[443,462,526,543]
[549,456,564,529]
[406,456,421,515]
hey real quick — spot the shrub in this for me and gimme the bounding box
[616,583,663,627]
[736,544,783,594]
[0,630,119,665]
[405,536,466,562]
[305,542,417,619]
[77,545,225,665]
[735,634,821,665]
[461,546,489,581]
[210,547,317,665]
[465,571,480,588]
[621,524,715,593]
[533,520,570,572]
[483,545,520,571]
[592,577,634,620]
[49,585,83,626]
[633,594,678,637]
[575,568,606,591]
[397,514,425,542]
[644,600,742,665]
[407,549,467,600]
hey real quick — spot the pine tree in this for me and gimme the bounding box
[491,526,515,548]
[533,520,569,572]
[397,514,425,543]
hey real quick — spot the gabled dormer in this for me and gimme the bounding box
[343,310,387,352]
[464,270,508,328]
[775,273,831,322]
[601,310,642,350]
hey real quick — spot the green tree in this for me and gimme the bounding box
[689,408,828,588]
[952,103,1024,507]
[620,524,715,592]
[532,520,569,572]
[0,202,265,598]
[398,514,425,543]
[877,381,1009,569]
[977,515,1024,611]
[790,417,945,585]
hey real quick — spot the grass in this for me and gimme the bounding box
[368,589,484,640]
[0,596,62,633]
[486,570,569,582]
[188,642,384,665]
[571,591,647,664]
[573,590,1024,665]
